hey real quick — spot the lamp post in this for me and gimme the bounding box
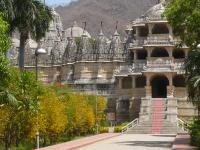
[35,47,46,149]
[96,74,103,134]
[197,44,200,49]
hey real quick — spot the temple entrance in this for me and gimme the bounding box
[151,75,169,98]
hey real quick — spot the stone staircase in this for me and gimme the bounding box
[123,98,181,134]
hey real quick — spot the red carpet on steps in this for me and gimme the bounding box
[151,99,164,134]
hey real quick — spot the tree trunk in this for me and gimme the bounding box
[19,33,28,70]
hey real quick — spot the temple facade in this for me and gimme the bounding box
[8,1,197,127]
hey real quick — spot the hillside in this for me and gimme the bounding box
[56,0,158,37]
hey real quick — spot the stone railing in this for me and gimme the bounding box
[129,37,147,48]
[118,60,146,74]
[146,57,174,70]
[174,59,185,70]
[177,118,188,132]
[121,118,139,133]
[144,34,171,45]
[72,88,116,96]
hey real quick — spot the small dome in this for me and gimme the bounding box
[27,39,38,49]
[144,2,165,19]
[12,38,20,47]
[65,22,91,38]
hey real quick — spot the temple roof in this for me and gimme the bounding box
[65,22,91,38]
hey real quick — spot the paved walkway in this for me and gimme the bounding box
[172,133,198,150]
[38,133,120,150]
[79,134,176,150]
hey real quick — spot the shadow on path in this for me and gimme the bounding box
[116,141,173,148]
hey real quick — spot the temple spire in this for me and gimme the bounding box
[82,21,87,36]
[114,21,119,36]
[99,21,104,36]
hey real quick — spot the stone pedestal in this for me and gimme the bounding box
[139,98,151,122]
[166,98,178,123]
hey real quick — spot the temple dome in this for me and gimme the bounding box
[144,2,165,19]
[65,22,91,39]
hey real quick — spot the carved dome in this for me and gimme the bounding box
[144,2,166,19]
[65,22,91,39]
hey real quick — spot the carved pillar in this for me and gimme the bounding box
[135,27,139,37]
[148,24,153,36]
[185,49,188,57]
[145,75,151,98]
[167,47,173,58]
[147,47,153,58]
[132,76,136,88]
[119,77,122,89]
[167,24,173,40]
[167,74,174,98]
[134,51,137,61]
[145,86,152,98]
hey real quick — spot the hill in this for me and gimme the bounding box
[56,0,158,37]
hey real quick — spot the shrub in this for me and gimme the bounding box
[188,119,200,147]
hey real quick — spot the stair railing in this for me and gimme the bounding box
[177,118,188,132]
[121,118,139,133]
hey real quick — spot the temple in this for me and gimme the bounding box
[8,1,197,133]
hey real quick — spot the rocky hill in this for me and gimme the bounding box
[56,0,158,37]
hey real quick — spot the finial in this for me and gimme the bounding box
[73,21,78,27]
[115,21,118,31]
[99,21,104,36]
[70,25,73,38]
[114,21,119,36]
[83,22,86,32]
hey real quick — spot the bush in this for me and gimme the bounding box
[99,127,108,133]
[188,119,200,147]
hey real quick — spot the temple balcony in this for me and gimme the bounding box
[128,37,147,49]
[145,57,185,72]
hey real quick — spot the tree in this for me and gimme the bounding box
[10,0,53,70]
[165,0,200,49]
[165,0,200,118]
[0,0,14,22]
[0,14,19,107]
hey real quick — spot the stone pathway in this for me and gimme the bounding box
[172,133,198,150]
[79,134,176,150]
[38,133,120,150]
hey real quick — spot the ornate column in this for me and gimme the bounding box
[148,24,153,36]
[132,76,136,88]
[145,75,152,98]
[135,27,139,37]
[167,47,173,58]
[167,24,173,40]
[134,51,137,61]
[147,47,153,58]
[167,74,174,98]
[119,77,122,89]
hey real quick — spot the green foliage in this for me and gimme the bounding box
[165,0,200,117]
[0,14,10,54]
[165,0,200,49]
[188,119,200,147]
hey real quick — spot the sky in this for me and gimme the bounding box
[45,0,73,5]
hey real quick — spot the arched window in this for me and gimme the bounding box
[138,26,149,37]
[137,49,147,60]
[173,75,185,87]
[151,47,169,57]
[136,76,146,88]
[122,77,132,89]
[152,24,169,34]
[173,48,185,59]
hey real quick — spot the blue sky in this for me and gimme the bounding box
[45,0,72,5]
